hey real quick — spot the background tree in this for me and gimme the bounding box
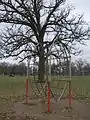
[0,0,90,82]
[0,59,90,76]
[70,62,77,76]
[76,59,85,76]
[0,62,27,76]
[83,62,90,75]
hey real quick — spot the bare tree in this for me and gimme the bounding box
[76,59,85,76]
[0,0,90,82]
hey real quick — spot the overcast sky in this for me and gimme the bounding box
[67,0,90,21]
[0,0,90,63]
[67,0,90,61]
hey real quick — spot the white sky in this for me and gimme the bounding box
[0,0,90,63]
[67,0,90,61]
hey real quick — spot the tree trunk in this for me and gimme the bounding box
[38,47,45,82]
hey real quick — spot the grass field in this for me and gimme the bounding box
[0,75,26,112]
[0,75,90,113]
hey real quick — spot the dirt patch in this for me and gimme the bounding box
[0,99,90,120]
[6,99,89,120]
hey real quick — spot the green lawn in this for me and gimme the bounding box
[0,75,90,112]
[0,75,26,112]
[0,75,26,96]
[72,76,90,101]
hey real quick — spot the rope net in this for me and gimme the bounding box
[27,56,70,101]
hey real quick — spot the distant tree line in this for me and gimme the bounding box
[51,59,90,76]
[0,62,27,76]
[0,58,90,76]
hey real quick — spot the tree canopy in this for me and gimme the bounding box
[0,0,90,81]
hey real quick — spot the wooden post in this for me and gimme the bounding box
[26,79,29,103]
[68,81,72,108]
[68,52,72,108]
[47,82,51,113]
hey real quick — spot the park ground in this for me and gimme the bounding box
[0,75,90,119]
